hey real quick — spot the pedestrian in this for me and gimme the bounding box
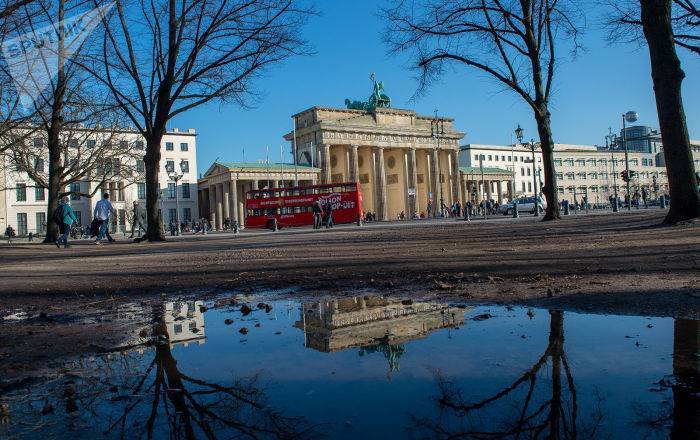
[28,232,33,242]
[5,225,15,245]
[54,197,79,248]
[465,201,472,221]
[427,202,432,218]
[312,200,323,229]
[129,201,147,238]
[324,200,334,228]
[641,187,648,209]
[93,193,116,245]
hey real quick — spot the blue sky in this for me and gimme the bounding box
[172,1,700,175]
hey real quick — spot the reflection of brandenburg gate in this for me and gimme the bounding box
[294,296,466,353]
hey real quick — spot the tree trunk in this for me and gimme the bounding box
[143,134,165,242]
[548,310,564,436]
[641,0,700,224]
[535,110,561,220]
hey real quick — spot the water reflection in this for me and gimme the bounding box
[295,296,464,377]
[164,301,206,347]
[671,319,699,439]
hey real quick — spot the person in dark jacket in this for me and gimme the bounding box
[324,200,334,228]
[55,197,79,248]
[129,200,146,238]
[312,201,323,229]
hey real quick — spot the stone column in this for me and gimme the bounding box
[222,181,230,224]
[407,147,418,216]
[374,147,388,220]
[508,178,514,201]
[237,181,245,227]
[229,180,238,225]
[431,149,440,217]
[349,145,360,182]
[208,185,216,226]
[496,180,503,204]
[450,150,460,205]
[215,183,223,230]
[485,180,493,202]
[321,144,331,183]
[461,177,468,208]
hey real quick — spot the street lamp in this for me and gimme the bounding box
[605,129,619,212]
[515,125,540,217]
[621,111,637,210]
[432,110,446,217]
[166,160,186,235]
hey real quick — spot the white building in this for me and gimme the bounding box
[460,142,700,205]
[0,128,198,236]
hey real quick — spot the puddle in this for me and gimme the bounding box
[1,295,698,439]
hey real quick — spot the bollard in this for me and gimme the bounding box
[660,195,666,209]
[356,213,363,227]
[512,202,519,218]
[271,218,278,232]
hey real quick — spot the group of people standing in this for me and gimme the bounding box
[312,200,334,229]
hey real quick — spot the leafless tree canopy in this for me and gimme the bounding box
[382,0,583,110]
[605,0,700,55]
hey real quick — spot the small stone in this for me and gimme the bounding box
[274,331,282,335]
[254,323,261,328]
[647,323,654,328]
[224,319,234,325]
[239,327,248,335]
[240,304,252,316]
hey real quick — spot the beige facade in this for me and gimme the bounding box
[284,106,468,219]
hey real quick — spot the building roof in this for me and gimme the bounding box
[217,162,319,171]
[460,166,513,175]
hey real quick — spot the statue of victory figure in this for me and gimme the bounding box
[345,73,392,110]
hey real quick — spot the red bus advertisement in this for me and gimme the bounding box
[245,182,363,229]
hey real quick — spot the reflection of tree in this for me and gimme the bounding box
[70,309,318,439]
[415,310,602,439]
[671,319,699,439]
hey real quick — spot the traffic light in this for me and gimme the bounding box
[620,171,629,182]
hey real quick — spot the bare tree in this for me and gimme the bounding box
[85,0,314,241]
[606,1,700,224]
[383,0,584,220]
[4,0,142,242]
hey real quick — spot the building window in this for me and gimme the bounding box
[168,208,177,224]
[630,159,639,166]
[16,183,26,201]
[136,160,145,172]
[182,183,190,199]
[36,212,46,234]
[488,155,492,160]
[521,182,526,192]
[180,142,188,152]
[566,173,575,180]
[137,183,146,199]
[576,159,586,166]
[587,159,596,166]
[501,155,505,161]
[167,182,176,198]
[34,158,44,172]
[113,158,121,175]
[165,160,174,173]
[120,140,128,149]
[33,138,43,148]
[17,213,27,236]
[87,139,96,149]
[521,167,525,176]
[526,168,531,176]
[70,182,80,200]
[35,186,45,201]
[474,154,479,161]
[554,159,562,167]
[555,173,563,180]
[528,182,532,192]
[180,160,189,173]
[166,142,174,151]
[135,140,144,150]
[183,207,192,222]
[564,159,574,166]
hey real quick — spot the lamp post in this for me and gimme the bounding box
[166,160,186,236]
[432,110,445,217]
[605,130,620,212]
[621,111,637,211]
[515,125,540,217]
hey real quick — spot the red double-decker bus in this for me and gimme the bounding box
[245,182,363,229]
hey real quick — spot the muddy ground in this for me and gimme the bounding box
[1,210,699,386]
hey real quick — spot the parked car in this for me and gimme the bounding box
[499,196,547,215]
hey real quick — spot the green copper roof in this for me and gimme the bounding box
[218,162,320,171]
[460,166,513,175]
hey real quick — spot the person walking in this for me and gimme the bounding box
[93,193,116,245]
[5,225,15,245]
[129,200,146,238]
[312,200,323,229]
[324,200,334,228]
[54,197,79,248]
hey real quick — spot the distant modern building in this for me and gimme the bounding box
[0,127,198,236]
[617,125,663,154]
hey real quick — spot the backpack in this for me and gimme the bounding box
[52,205,64,225]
